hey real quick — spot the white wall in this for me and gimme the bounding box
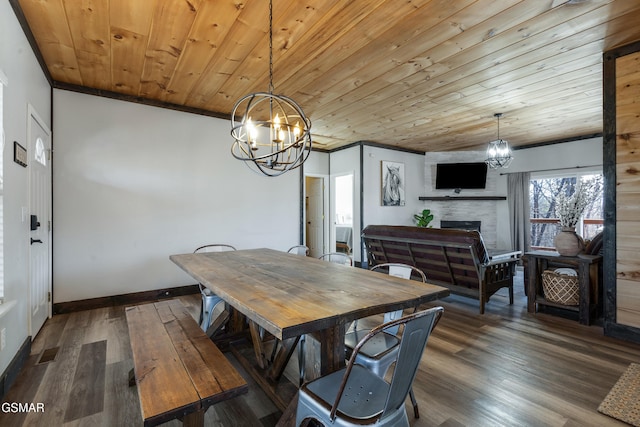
[53,91,300,302]
[304,150,329,175]
[506,137,603,174]
[363,146,426,226]
[0,1,52,375]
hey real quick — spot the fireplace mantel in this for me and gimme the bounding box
[419,196,506,201]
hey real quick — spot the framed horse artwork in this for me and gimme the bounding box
[381,160,405,206]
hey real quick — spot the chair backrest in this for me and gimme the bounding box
[370,262,427,282]
[318,252,353,266]
[330,306,444,421]
[193,244,236,253]
[370,263,427,333]
[193,244,236,292]
[288,245,309,256]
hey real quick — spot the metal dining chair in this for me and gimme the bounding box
[288,245,310,256]
[193,244,236,336]
[318,252,353,266]
[296,306,444,427]
[344,263,427,418]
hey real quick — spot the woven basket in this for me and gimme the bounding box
[542,270,579,306]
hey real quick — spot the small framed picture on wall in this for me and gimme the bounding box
[14,141,27,167]
[381,160,405,206]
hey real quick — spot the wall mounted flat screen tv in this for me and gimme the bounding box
[435,162,488,189]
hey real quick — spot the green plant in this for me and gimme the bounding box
[414,209,434,228]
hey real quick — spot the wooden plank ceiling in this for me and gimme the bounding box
[15,0,640,152]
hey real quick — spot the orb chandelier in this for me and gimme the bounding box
[230,0,312,177]
[485,113,513,169]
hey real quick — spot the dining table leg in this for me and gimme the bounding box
[311,323,346,375]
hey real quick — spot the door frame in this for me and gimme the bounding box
[27,103,52,336]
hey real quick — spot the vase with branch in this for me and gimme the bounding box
[553,177,602,256]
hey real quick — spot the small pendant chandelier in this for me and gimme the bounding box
[485,113,513,169]
[230,0,312,177]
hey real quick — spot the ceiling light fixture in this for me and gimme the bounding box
[230,0,312,177]
[485,113,513,169]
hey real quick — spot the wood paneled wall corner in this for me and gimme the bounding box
[602,39,640,343]
[602,45,618,336]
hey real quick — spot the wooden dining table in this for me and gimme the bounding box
[170,248,449,411]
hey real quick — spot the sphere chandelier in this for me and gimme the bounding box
[230,0,312,177]
[485,113,513,169]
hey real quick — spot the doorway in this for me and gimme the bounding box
[28,105,52,338]
[305,176,326,258]
[333,173,354,255]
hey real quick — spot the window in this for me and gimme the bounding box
[530,172,603,251]
[0,70,6,301]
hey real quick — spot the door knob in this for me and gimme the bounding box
[30,215,41,231]
[30,238,43,245]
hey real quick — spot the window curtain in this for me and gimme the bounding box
[508,172,530,255]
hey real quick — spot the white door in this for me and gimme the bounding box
[28,106,52,337]
[305,176,325,258]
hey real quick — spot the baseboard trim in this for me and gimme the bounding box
[0,337,31,400]
[52,284,200,315]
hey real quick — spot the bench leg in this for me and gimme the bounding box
[182,409,205,427]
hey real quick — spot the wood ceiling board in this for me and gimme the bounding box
[184,0,280,110]
[163,0,249,106]
[204,0,393,114]
[65,0,111,90]
[139,0,204,100]
[109,0,157,95]
[18,0,83,84]
[280,0,478,102]
[210,0,347,110]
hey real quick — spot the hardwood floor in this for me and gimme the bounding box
[1,269,639,426]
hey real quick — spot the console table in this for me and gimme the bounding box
[524,251,602,325]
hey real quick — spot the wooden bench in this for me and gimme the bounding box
[126,299,248,427]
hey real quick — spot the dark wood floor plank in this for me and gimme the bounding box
[64,340,107,422]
